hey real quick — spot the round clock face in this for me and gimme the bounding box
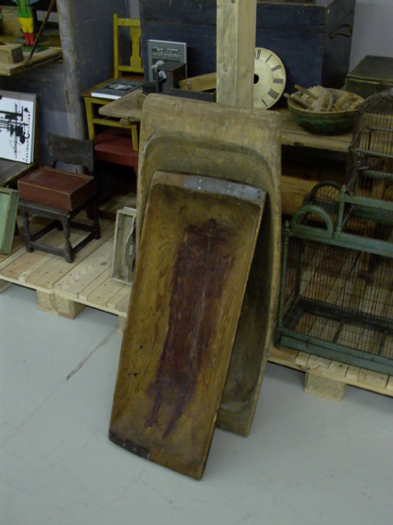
[253,47,286,109]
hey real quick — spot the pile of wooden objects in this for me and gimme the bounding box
[285,84,365,134]
[285,84,363,112]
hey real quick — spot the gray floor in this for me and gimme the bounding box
[1,284,392,525]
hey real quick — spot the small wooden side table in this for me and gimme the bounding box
[18,168,100,263]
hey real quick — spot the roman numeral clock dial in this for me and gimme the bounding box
[253,47,286,109]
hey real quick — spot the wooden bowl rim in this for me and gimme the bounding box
[287,88,364,116]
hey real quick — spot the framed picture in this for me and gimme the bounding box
[111,207,137,285]
[0,90,36,164]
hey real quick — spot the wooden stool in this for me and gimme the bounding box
[18,167,100,263]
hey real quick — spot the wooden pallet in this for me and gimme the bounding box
[269,346,393,401]
[0,195,132,325]
[1,195,392,402]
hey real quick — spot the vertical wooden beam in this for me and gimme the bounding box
[216,0,257,108]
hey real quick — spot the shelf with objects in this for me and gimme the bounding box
[0,1,60,186]
[0,2,62,76]
[1,1,128,172]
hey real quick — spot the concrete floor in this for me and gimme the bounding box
[1,284,392,525]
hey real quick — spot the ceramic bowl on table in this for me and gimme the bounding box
[287,88,364,135]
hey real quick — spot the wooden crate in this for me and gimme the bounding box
[344,55,393,99]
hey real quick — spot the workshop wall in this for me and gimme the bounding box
[350,0,393,68]
[3,0,129,164]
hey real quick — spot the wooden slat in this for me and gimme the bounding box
[78,267,112,302]
[0,47,62,76]
[345,365,361,382]
[98,88,144,122]
[0,218,58,268]
[19,232,82,283]
[295,352,311,368]
[22,224,113,292]
[85,271,125,307]
[325,360,349,379]
[357,369,389,391]
[107,284,131,313]
[0,44,23,64]
[0,229,74,283]
[179,72,217,92]
[0,243,26,270]
[269,347,393,398]
[268,346,299,365]
[54,238,114,298]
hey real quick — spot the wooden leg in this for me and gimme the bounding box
[84,97,96,141]
[131,124,139,152]
[20,211,34,252]
[91,200,101,240]
[62,218,74,263]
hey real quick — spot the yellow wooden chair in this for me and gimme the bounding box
[113,14,144,77]
[81,15,143,154]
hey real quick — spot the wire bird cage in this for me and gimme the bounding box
[346,88,393,203]
[275,89,393,375]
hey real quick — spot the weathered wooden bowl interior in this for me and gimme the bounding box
[134,94,282,436]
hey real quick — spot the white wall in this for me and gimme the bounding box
[350,0,393,69]
[128,0,139,18]
[128,0,393,70]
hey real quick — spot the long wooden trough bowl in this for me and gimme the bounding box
[122,94,282,438]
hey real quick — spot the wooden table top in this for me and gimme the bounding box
[98,88,145,123]
[0,47,62,77]
[275,108,352,153]
[99,94,353,153]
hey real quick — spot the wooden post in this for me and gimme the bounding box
[216,0,257,108]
